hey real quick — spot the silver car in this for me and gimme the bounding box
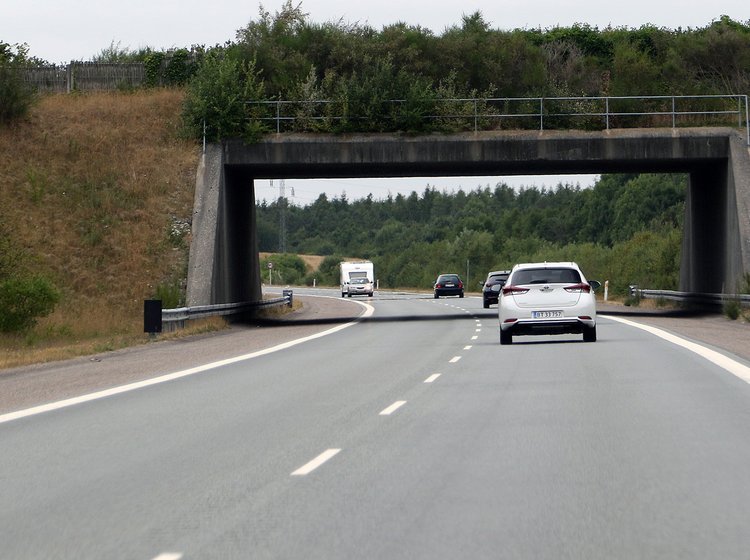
[346,276,374,297]
[497,262,599,345]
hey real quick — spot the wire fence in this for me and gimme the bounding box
[246,94,750,145]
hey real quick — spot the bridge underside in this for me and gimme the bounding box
[186,128,750,306]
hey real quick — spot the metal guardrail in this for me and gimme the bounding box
[246,94,750,146]
[630,287,750,308]
[161,290,293,329]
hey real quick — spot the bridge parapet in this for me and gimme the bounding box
[242,94,749,146]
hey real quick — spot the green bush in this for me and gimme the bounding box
[0,276,60,332]
[164,49,193,86]
[154,280,184,309]
[724,299,741,320]
[0,42,37,125]
[316,255,346,286]
[143,52,165,87]
[182,50,268,142]
[260,253,308,285]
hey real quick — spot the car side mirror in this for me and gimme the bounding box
[589,280,601,291]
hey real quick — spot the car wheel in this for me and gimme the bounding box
[459,292,464,298]
[583,324,597,342]
[483,299,489,309]
[368,292,373,297]
[434,293,439,299]
[500,330,512,345]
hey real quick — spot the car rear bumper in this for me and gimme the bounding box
[500,317,595,335]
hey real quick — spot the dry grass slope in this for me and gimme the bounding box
[0,90,200,367]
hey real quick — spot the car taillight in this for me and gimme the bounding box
[564,283,591,293]
[458,281,463,288]
[502,285,529,295]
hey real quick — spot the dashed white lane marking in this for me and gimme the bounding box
[475,328,481,332]
[152,554,183,560]
[0,298,375,426]
[291,448,341,476]
[604,315,750,383]
[379,400,407,415]
[424,374,441,383]
[463,345,473,350]
[471,335,478,340]
[449,356,461,363]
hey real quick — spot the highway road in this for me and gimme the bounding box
[2,292,750,559]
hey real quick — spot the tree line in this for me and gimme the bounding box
[256,173,686,295]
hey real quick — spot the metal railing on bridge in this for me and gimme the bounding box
[245,94,750,145]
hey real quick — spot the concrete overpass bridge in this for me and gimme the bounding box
[185,127,750,306]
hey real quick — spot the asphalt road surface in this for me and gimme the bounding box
[2,292,750,559]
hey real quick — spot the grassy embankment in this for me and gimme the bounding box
[0,90,211,368]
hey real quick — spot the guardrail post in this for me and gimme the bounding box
[283,288,293,307]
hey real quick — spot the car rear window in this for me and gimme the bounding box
[512,268,581,285]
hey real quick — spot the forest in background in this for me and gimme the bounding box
[255,173,686,295]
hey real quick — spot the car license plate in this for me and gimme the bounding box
[445,283,454,287]
[532,310,563,319]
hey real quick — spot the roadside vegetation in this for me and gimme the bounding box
[0,90,200,367]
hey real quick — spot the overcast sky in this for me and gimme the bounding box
[5,0,748,203]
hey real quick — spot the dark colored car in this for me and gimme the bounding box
[482,270,510,308]
[434,273,464,298]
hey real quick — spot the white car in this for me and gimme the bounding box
[497,262,599,345]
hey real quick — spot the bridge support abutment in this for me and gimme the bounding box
[186,144,261,306]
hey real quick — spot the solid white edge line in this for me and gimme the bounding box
[0,297,375,426]
[603,314,750,383]
[379,400,407,415]
[291,448,341,476]
[152,554,183,560]
[424,374,441,383]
